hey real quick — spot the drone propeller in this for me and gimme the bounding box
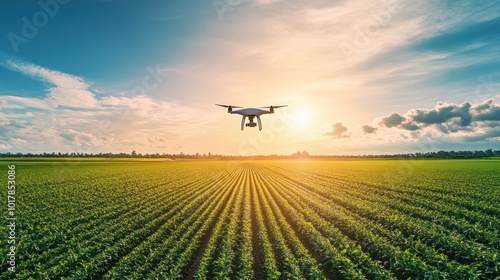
[260,105,288,109]
[260,105,287,114]
[216,104,243,113]
[215,104,243,108]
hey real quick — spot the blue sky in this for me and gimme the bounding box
[1,0,500,155]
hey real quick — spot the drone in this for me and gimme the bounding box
[216,104,288,131]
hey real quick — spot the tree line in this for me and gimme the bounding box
[0,149,499,159]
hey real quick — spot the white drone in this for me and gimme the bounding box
[216,104,288,131]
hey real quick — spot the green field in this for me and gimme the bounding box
[1,159,499,279]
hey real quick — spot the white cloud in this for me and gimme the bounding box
[0,58,217,153]
[0,95,53,110]
[251,0,283,6]
[6,59,99,108]
[0,143,12,150]
[362,99,500,143]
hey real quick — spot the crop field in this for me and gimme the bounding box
[1,159,499,279]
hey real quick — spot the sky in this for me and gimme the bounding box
[1,0,500,155]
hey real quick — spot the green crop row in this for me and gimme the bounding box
[1,159,498,279]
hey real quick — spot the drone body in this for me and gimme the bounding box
[216,104,288,131]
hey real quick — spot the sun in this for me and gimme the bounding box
[292,109,314,129]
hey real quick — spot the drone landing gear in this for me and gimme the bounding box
[241,116,263,131]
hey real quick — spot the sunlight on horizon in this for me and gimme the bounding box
[291,109,315,129]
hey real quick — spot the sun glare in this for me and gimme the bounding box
[292,109,313,128]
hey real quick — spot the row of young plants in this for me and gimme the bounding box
[1,161,235,279]
[102,164,244,279]
[303,169,499,276]
[303,161,500,218]
[258,165,407,279]
[273,161,500,224]
[263,161,499,279]
[249,166,282,279]
[3,163,174,277]
[3,160,498,279]
[328,170,500,228]
[262,166,479,279]
[287,165,500,249]
[268,160,499,249]
[143,168,242,279]
[252,167,326,279]
[193,167,246,279]
[18,174,204,275]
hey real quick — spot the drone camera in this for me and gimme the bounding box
[246,122,257,127]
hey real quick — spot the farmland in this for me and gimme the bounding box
[1,159,499,279]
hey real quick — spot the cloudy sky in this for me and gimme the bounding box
[1,0,499,155]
